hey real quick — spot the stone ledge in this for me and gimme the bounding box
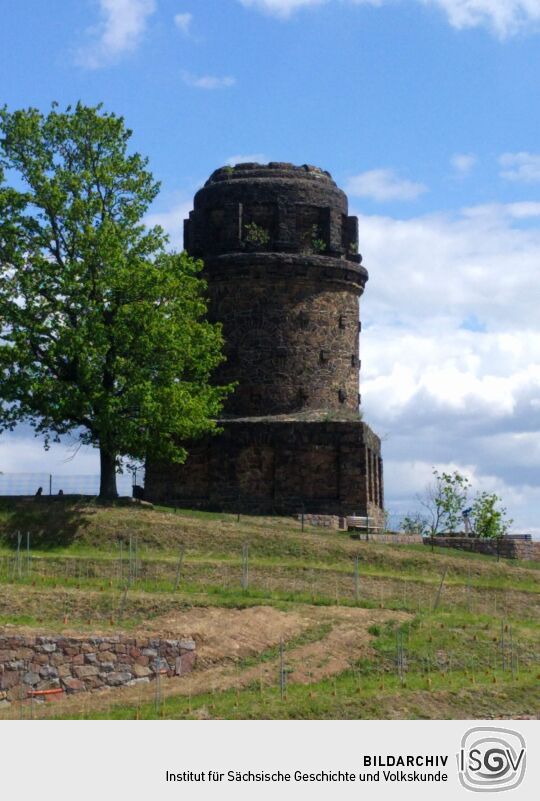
[218,410,364,424]
[203,252,368,289]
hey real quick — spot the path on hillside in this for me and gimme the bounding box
[5,605,409,718]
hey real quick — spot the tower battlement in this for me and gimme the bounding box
[185,161,362,265]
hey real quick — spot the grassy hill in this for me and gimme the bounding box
[0,498,538,720]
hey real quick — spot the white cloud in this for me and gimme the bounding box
[499,151,540,183]
[423,0,540,38]
[145,199,192,250]
[76,0,156,68]
[357,202,540,330]
[346,168,427,202]
[0,430,135,495]
[496,200,540,218]
[174,12,193,35]
[239,0,387,17]
[451,153,477,175]
[240,0,540,37]
[238,0,328,18]
[354,201,540,532]
[225,153,268,166]
[181,71,236,89]
[0,434,98,474]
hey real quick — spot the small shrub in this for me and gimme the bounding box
[244,222,270,246]
[311,224,327,253]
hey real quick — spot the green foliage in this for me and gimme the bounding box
[436,470,470,532]
[471,492,513,538]
[420,469,471,534]
[416,469,514,538]
[0,102,232,497]
[400,512,429,536]
[243,221,270,246]
[311,224,327,253]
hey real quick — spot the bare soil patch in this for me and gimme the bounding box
[1,604,408,718]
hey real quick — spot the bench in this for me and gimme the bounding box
[346,515,384,538]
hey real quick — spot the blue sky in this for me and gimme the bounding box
[1,1,539,531]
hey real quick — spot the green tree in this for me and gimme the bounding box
[0,102,231,499]
[471,492,513,538]
[419,469,470,534]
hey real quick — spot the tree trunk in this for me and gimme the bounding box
[99,447,119,500]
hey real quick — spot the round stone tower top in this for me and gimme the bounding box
[204,161,340,189]
[184,162,361,264]
[206,161,331,178]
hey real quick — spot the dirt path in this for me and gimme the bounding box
[148,604,409,691]
[1,604,409,718]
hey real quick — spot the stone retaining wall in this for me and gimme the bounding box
[0,634,196,706]
[353,533,423,544]
[298,513,343,529]
[423,537,540,561]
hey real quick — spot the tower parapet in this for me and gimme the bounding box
[185,162,362,263]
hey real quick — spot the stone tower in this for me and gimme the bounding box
[145,162,384,521]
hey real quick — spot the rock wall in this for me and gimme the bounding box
[422,537,540,561]
[207,265,363,417]
[298,513,344,530]
[146,417,384,521]
[353,533,424,544]
[0,634,196,706]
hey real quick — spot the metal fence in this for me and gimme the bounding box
[0,471,138,497]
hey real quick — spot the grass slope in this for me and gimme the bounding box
[0,499,538,720]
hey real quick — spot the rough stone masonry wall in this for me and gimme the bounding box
[0,635,196,705]
[298,514,343,530]
[423,537,540,561]
[208,270,361,417]
[145,418,384,523]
